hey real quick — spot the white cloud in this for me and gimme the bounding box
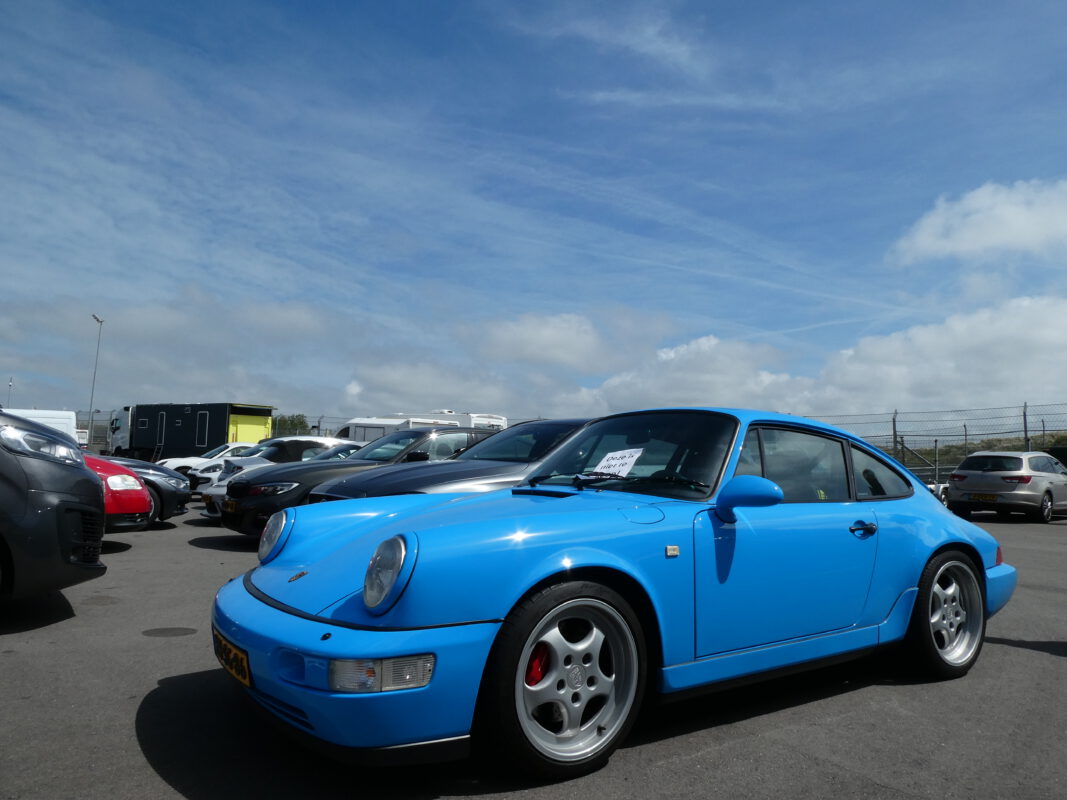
[543,297,1067,419]
[478,313,612,370]
[894,179,1067,263]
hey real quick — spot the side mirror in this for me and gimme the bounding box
[715,475,784,523]
[404,450,431,462]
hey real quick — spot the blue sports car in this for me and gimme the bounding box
[212,408,1017,779]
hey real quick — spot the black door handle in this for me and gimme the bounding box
[849,520,878,537]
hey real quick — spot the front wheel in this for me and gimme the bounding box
[905,551,985,679]
[475,581,646,780]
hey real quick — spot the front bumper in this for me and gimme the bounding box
[220,494,293,536]
[5,489,106,598]
[212,574,500,755]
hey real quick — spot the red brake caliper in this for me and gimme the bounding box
[525,642,550,686]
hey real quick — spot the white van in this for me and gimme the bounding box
[4,408,79,440]
[334,411,507,441]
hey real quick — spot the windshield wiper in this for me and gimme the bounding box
[571,472,636,489]
[633,473,711,491]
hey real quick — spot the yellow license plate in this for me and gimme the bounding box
[213,626,252,687]
[970,493,999,502]
[222,500,237,513]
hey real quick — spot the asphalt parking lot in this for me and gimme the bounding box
[1,505,1064,800]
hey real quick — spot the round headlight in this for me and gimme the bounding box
[364,536,409,612]
[258,510,293,562]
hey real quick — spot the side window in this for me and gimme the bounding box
[734,428,763,476]
[851,446,912,499]
[1030,456,1056,473]
[427,432,470,460]
[761,428,849,502]
[300,446,327,460]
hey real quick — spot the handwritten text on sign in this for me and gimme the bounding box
[591,448,643,477]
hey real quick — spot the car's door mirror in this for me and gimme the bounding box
[404,450,431,462]
[715,475,784,523]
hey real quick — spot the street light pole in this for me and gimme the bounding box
[88,314,104,450]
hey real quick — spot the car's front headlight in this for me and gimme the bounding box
[162,475,189,490]
[258,510,294,562]
[249,482,300,496]
[0,424,85,466]
[363,534,417,614]
[106,474,143,491]
[200,463,222,474]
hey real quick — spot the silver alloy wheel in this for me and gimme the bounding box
[928,560,983,666]
[1040,494,1053,523]
[514,597,639,763]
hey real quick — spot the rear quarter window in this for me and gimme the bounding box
[851,446,912,499]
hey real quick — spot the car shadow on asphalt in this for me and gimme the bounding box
[136,657,909,797]
[628,654,900,749]
[985,635,1067,658]
[136,669,510,798]
[0,591,75,633]
[187,535,259,552]
[101,540,133,554]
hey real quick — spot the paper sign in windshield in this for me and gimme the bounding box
[591,448,643,477]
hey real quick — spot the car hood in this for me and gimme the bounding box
[233,458,387,487]
[249,486,675,626]
[314,459,528,497]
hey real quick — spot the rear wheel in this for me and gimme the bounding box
[905,551,985,679]
[1031,493,1053,523]
[476,581,646,780]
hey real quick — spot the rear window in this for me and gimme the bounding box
[958,455,1023,472]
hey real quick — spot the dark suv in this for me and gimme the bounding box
[0,410,107,599]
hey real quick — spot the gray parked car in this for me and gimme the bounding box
[946,450,1067,522]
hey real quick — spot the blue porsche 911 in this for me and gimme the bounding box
[212,408,1017,779]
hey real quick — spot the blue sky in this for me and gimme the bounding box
[3,0,1067,422]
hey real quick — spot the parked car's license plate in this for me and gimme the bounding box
[970,493,999,502]
[212,626,252,687]
[222,500,237,513]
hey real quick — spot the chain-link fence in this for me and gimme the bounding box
[815,402,1067,483]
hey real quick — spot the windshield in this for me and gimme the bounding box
[238,441,273,458]
[459,420,584,463]
[350,430,426,462]
[310,443,366,461]
[526,410,736,499]
[201,444,229,459]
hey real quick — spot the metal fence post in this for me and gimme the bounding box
[1023,402,1030,450]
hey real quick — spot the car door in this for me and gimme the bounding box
[695,426,878,657]
[1034,456,1067,508]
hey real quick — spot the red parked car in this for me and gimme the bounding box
[85,454,151,532]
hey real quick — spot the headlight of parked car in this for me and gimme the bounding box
[106,474,143,491]
[0,424,85,466]
[161,475,189,490]
[258,510,293,563]
[200,463,222,474]
[363,534,416,614]
[249,482,300,496]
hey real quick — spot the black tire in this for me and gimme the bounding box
[475,581,646,780]
[145,486,161,527]
[905,551,985,680]
[1031,493,1053,524]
